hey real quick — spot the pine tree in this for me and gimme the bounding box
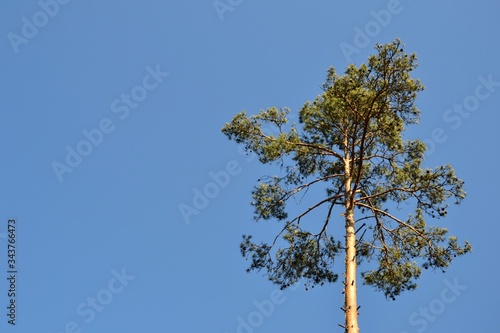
[221,39,471,333]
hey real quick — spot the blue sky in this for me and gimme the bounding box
[1,1,499,332]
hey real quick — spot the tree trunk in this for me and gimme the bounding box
[344,207,359,333]
[344,153,359,333]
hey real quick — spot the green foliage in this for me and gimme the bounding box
[222,39,471,299]
[240,230,342,290]
[222,107,300,164]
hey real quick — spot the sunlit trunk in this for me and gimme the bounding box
[344,148,359,333]
[344,206,359,333]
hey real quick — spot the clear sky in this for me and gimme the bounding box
[1,1,499,332]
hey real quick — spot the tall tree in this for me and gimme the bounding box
[221,39,471,333]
